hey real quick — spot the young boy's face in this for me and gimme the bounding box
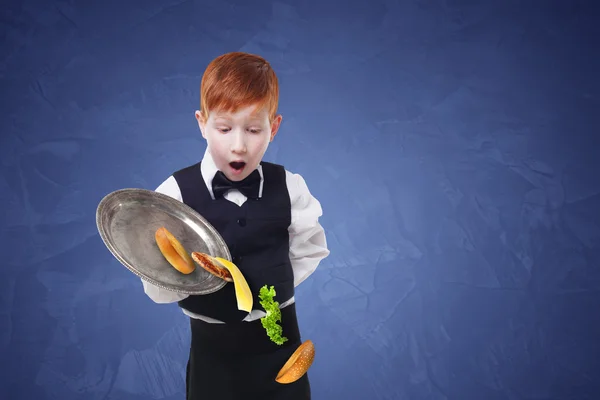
[195,104,282,181]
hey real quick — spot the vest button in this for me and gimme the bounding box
[237,218,247,227]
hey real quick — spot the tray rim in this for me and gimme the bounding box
[95,187,229,295]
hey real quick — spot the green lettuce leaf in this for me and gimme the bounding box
[259,285,288,345]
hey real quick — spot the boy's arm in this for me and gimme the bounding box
[140,176,190,303]
[286,171,330,287]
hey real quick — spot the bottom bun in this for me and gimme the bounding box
[155,227,196,274]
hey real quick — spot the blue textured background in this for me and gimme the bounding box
[1,0,599,399]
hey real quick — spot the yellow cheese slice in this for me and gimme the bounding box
[213,257,253,312]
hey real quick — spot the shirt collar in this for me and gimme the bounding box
[200,148,264,199]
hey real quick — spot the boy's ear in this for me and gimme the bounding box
[270,114,283,142]
[195,110,207,139]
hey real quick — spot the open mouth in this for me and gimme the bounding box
[229,161,246,171]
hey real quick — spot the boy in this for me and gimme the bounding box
[141,52,330,399]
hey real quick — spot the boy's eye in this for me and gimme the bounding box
[216,127,261,134]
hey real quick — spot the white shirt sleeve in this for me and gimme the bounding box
[140,176,190,304]
[286,171,330,287]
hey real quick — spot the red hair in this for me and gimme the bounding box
[199,52,279,123]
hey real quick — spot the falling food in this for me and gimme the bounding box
[155,227,196,274]
[191,253,253,312]
[275,340,315,384]
[191,251,233,282]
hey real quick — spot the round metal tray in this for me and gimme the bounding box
[96,188,229,295]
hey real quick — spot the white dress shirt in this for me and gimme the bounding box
[142,149,330,323]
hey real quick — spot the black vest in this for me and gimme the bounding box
[172,161,295,323]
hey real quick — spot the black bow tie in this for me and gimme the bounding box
[212,169,261,200]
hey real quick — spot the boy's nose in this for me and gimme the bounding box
[231,132,246,153]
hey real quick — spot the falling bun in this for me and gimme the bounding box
[275,340,315,384]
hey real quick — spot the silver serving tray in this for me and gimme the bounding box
[96,188,229,295]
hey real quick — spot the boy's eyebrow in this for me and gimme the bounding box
[213,115,264,123]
